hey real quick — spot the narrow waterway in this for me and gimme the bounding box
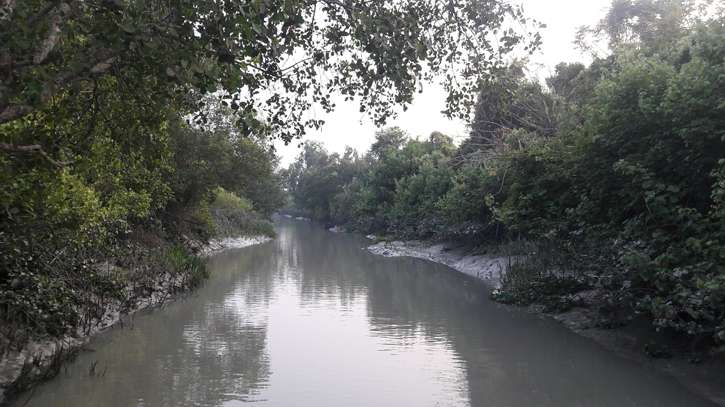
[19,216,717,406]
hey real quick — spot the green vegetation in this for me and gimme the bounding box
[490,252,590,313]
[643,340,673,361]
[162,244,210,292]
[285,1,725,351]
[0,102,285,359]
[1,1,540,398]
[4,0,723,396]
[209,188,275,239]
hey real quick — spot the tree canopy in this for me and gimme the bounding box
[1,0,540,163]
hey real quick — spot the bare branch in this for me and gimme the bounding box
[113,65,157,109]
[90,57,116,73]
[0,104,35,124]
[0,142,74,167]
[319,0,351,11]
[33,3,70,65]
[280,57,313,74]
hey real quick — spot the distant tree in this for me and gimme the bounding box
[370,127,409,159]
[574,0,722,58]
[459,64,556,165]
[427,132,456,156]
[545,63,586,97]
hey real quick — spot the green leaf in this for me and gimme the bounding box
[120,23,136,33]
[252,23,262,34]
[166,67,175,77]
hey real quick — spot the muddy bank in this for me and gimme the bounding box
[0,235,270,406]
[366,238,725,407]
[367,239,514,290]
[200,235,273,256]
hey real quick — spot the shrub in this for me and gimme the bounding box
[211,188,254,212]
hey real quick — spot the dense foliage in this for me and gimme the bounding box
[0,104,283,350]
[0,0,539,144]
[0,0,541,377]
[286,2,725,350]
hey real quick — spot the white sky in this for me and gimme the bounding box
[274,0,613,167]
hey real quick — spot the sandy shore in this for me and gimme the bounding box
[366,237,725,406]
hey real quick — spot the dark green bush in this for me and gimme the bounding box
[501,21,725,344]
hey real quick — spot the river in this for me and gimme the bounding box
[18,216,717,406]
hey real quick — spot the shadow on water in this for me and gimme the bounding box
[17,215,718,407]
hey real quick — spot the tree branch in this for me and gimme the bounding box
[0,0,14,21]
[0,53,116,125]
[0,105,35,124]
[28,0,63,26]
[319,0,351,11]
[0,142,73,167]
[90,56,116,73]
[33,2,69,65]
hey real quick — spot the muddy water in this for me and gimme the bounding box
[19,216,717,407]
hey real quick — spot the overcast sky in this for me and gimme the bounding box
[273,0,614,167]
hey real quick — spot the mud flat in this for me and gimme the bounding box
[201,235,273,256]
[366,238,725,407]
[367,239,513,290]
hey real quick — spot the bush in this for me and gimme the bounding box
[490,241,591,313]
[211,188,254,212]
[499,21,725,344]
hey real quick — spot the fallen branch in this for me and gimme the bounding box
[0,142,73,167]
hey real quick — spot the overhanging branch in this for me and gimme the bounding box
[0,142,73,167]
[0,53,117,125]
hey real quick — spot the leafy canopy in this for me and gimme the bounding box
[1,0,540,146]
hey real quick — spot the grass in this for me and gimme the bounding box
[471,237,541,256]
[643,340,672,361]
[163,244,210,291]
[489,240,591,313]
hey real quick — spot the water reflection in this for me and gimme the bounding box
[19,216,717,407]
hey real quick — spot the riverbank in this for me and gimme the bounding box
[367,239,512,290]
[367,238,725,407]
[0,234,271,407]
[200,235,273,256]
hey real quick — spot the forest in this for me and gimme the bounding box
[2,0,725,400]
[285,1,725,352]
[0,0,539,399]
